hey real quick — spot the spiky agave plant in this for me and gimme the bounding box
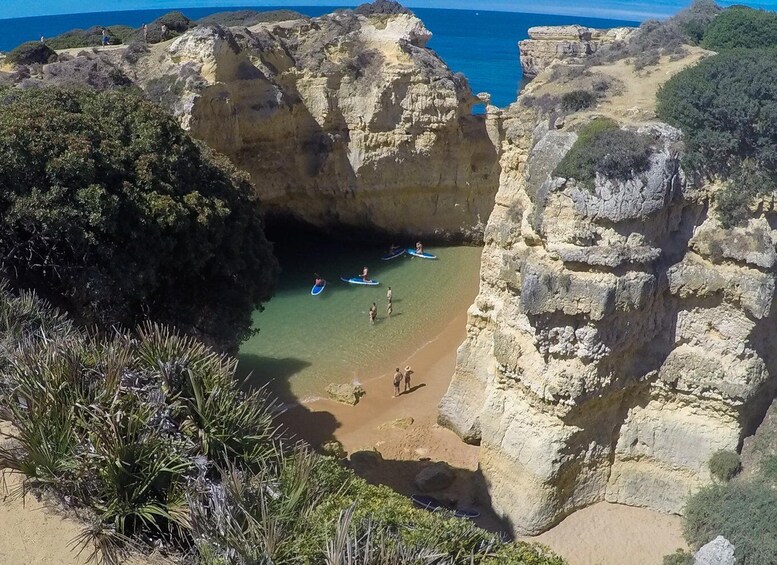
[189,448,333,564]
[135,323,281,470]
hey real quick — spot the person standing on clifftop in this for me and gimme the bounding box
[143,24,149,42]
[101,28,109,46]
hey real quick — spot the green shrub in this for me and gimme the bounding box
[657,50,777,226]
[676,0,722,45]
[554,117,654,189]
[560,89,597,112]
[703,5,777,50]
[197,9,307,27]
[663,549,694,565]
[708,450,741,482]
[684,480,777,564]
[0,88,278,351]
[758,453,777,482]
[45,25,133,49]
[6,41,56,65]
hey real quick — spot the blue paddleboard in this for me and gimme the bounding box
[407,248,437,260]
[341,277,380,286]
[311,281,326,296]
[381,248,406,261]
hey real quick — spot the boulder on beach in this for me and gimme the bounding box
[415,461,456,492]
[326,382,365,405]
[321,440,346,459]
[350,449,383,469]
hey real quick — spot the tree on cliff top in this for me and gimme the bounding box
[0,87,278,351]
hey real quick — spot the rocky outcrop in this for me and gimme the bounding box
[326,382,366,405]
[440,51,777,534]
[519,25,635,78]
[119,7,501,241]
[694,536,736,565]
[415,461,456,492]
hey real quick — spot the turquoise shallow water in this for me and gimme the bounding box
[238,236,482,401]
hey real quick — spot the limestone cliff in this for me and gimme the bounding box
[440,47,777,534]
[518,25,635,78]
[119,8,501,240]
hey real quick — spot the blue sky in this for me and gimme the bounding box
[0,0,774,21]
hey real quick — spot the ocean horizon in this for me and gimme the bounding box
[0,6,637,108]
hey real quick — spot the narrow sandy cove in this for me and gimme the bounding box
[282,271,688,565]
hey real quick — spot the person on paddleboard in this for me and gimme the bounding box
[415,241,424,254]
[388,244,401,254]
[314,273,325,286]
[361,266,370,281]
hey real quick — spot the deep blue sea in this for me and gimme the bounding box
[0,7,637,107]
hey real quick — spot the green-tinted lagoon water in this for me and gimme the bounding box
[238,236,482,402]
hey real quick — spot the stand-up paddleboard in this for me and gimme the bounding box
[381,248,406,261]
[341,277,380,286]
[311,281,326,296]
[407,248,437,260]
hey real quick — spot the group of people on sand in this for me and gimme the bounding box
[392,365,414,397]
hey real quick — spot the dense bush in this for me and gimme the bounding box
[560,89,597,112]
[708,450,741,481]
[45,25,133,49]
[6,41,56,65]
[657,49,777,226]
[197,9,307,27]
[663,550,694,565]
[0,88,278,351]
[675,0,722,45]
[683,480,777,564]
[554,118,654,189]
[703,5,777,50]
[0,285,565,565]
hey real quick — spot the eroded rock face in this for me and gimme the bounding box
[440,57,777,534]
[518,25,635,78]
[127,10,501,240]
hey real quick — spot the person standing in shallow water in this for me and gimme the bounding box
[386,286,393,317]
[393,368,402,397]
[369,302,377,324]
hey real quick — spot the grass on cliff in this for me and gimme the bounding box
[553,117,654,190]
[0,282,565,565]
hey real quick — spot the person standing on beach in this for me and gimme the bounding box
[393,368,402,397]
[369,302,377,324]
[403,365,414,393]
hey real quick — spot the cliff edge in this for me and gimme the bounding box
[440,41,777,534]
